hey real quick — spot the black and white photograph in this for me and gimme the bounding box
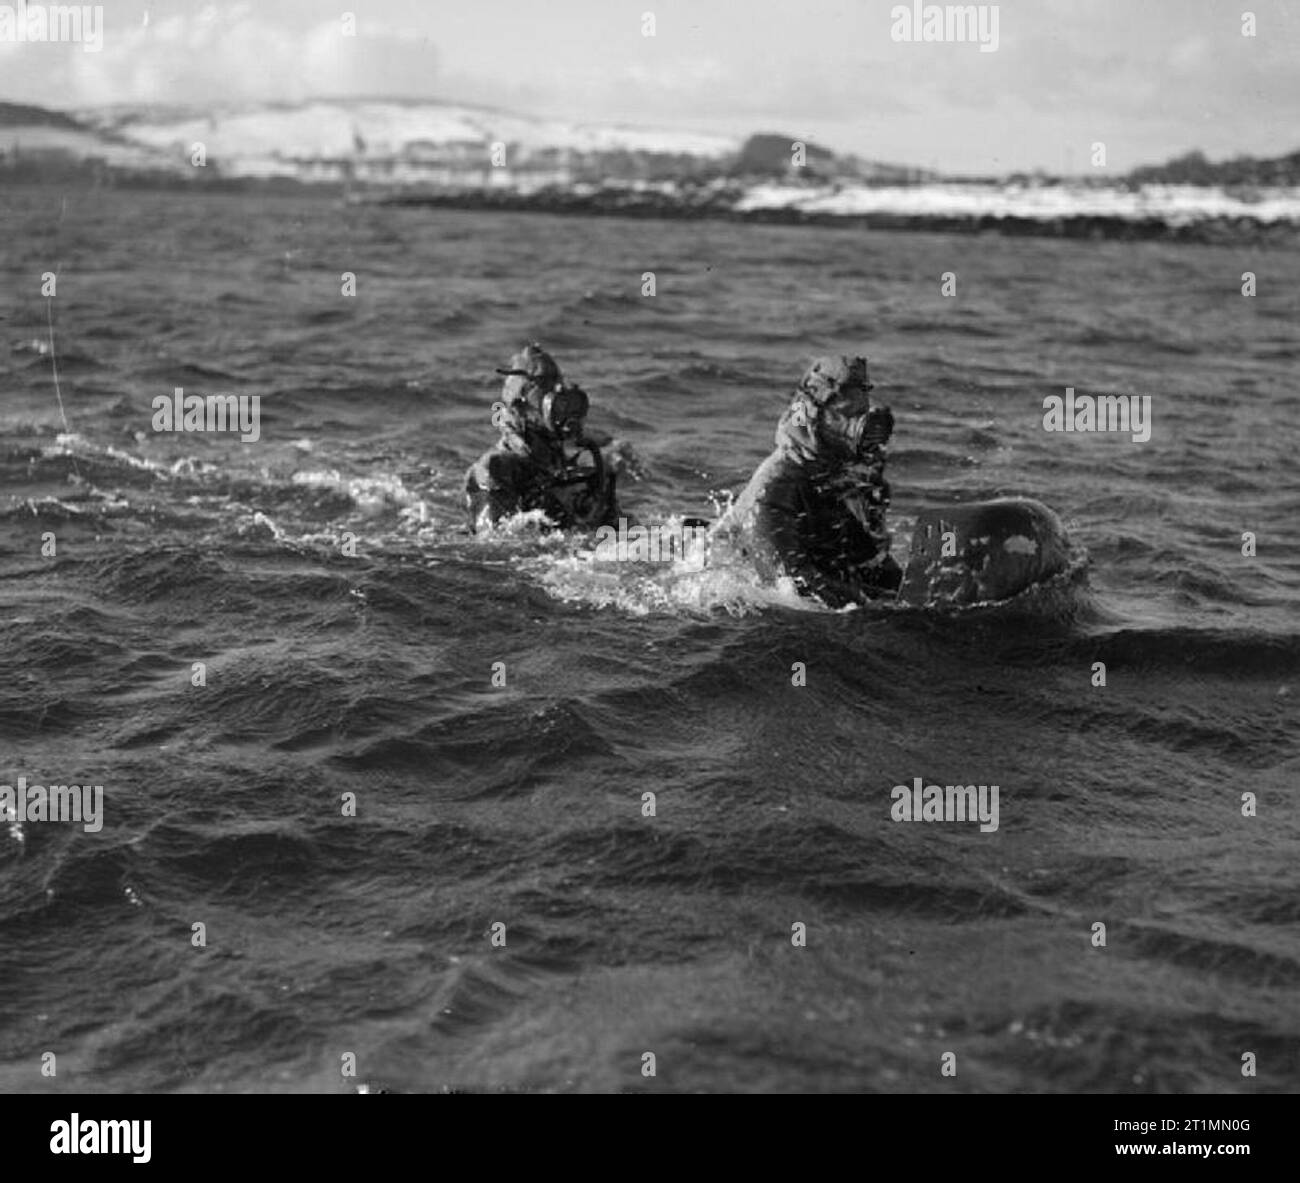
[0,0,1296,1142]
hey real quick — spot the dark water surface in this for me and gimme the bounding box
[0,186,1296,1092]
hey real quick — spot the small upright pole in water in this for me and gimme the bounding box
[46,289,81,482]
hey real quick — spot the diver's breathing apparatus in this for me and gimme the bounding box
[541,384,589,440]
[492,378,605,507]
[790,385,894,461]
[552,439,605,487]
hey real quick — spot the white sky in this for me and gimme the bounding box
[0,0,1296,172]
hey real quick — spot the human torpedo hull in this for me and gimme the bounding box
[897,498,1071,607]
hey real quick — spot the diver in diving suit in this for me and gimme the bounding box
[464,343,621,533]
[716,353,1074,608]
[713,355,901,608]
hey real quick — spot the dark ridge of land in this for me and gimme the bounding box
[1,166,1294,246]
[374,186,1300,246]
[0,102,86,130]
[1128,149,1300,188]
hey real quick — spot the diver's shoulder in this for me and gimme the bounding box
[465,441,533,485]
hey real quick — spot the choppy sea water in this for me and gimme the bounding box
[0,186,1296,1093]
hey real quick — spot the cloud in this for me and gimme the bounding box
[0,0,1295,172]
[2,6,439,107]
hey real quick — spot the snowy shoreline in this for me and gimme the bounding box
[4,97,1297,243]
[374,180,1300,244]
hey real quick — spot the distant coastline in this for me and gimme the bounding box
[3,99,1297,245]
[371,182,1300,245]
